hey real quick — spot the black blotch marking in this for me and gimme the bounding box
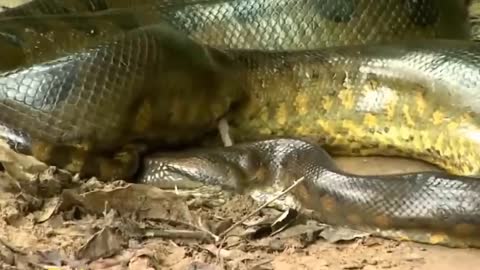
[425,148,441,156]
[327,89,337,96]
[351,148,361,154]
[315,0,356,23]
[405,0,439,27]
[233,4,269,24]
[310,70,320,80]
[432,148,441,156]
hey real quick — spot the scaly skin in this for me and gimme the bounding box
[139,40,480,247]
[0,0,188,16]
[0,0,470,70]
[468,0,480,40]
[141,138,480,248]
[0,23,244,178]
[0,0,472,176]
[2,0,480,247]
[0,1,217,70]
[226,41,480,176]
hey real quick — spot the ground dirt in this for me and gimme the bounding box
[2,0,480,269]
[1,151,480,270]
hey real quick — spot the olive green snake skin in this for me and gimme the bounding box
[1,0,480,248]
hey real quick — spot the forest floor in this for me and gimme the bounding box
[0,153,479,270]
[2,0,480,269]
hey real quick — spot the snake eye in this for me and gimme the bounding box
[316,0,356,23]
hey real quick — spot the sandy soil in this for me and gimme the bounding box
[2,0,480,269]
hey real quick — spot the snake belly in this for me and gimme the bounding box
[2,0,480,247]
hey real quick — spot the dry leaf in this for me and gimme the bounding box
[76,227,125,261]
[34,197,60,223]
[59,184,193,224]
[0,140,47,181]
[319,227,370,243]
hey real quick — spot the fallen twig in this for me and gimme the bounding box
[143,229,212,241]
[217,176,306,240]
[196,216,221,242]
[213,176,305,267]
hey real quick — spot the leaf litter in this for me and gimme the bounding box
[0,143,473,270]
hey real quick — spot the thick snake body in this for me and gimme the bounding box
[2,0,480,247]
[141,138,480,247]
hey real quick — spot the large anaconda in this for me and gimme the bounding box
[1,0,480,247]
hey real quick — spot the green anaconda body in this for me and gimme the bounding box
[1,0,480,247]
[0,0,471,69]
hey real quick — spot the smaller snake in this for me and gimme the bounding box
[1,0,480,248]
[139,138,480,248]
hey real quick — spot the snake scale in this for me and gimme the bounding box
[1,0,480,247]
